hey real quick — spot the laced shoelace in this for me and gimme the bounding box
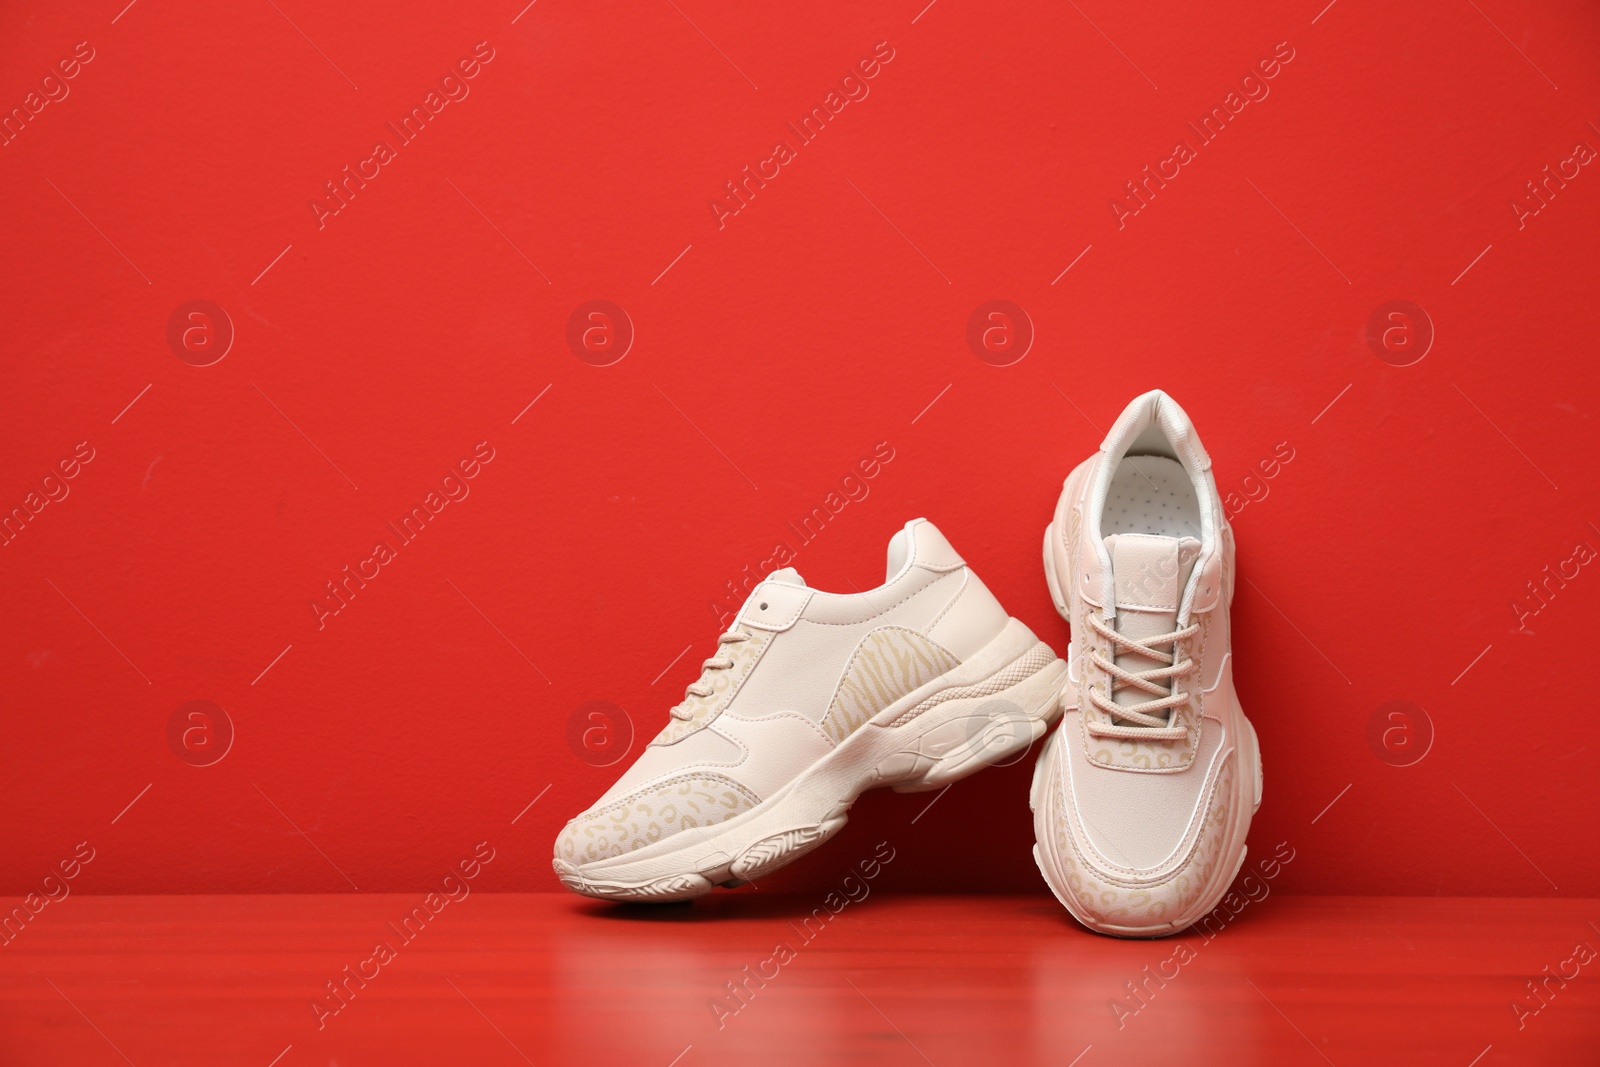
[1085,613,1198,740]
[668,630,751,721]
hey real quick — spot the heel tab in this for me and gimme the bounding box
[900,518,965,574]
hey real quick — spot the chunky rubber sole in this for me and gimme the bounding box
[1036,511,1264,938]
[554,619,1067,902]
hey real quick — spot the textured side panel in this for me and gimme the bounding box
[884,644,1058,728]
[820,627,960,744]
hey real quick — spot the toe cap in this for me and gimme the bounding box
[1045,749,1239,933]
[553,773,760,867]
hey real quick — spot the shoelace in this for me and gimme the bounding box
[1085,613,1198,740]
[668,630,751,721]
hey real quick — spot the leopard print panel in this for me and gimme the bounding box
[1051,751,1235,926]
[555,773,759,865]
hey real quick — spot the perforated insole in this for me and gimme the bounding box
[1103,455,1201,539]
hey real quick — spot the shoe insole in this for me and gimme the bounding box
[1102,455,1201,539]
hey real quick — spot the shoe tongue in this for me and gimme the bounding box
[1105,533,1201,719]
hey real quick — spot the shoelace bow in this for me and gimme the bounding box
[668,630,751,721]
[1085,613,1198,740]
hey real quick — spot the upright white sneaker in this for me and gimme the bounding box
[1033,390,1262,937]
[554,519,1068,902]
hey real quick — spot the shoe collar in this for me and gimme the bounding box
[1082,390,1220,623]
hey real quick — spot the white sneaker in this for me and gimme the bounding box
[554,519,1068,902]
[1033,390,1262,937]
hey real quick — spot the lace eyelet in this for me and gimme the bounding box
[759,602,768,611]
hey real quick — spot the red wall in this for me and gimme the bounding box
[3,0,1597,897]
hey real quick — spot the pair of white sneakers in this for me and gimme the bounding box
[553,390,1262,938]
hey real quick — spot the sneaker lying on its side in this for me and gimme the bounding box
[554,518,1067,902]
[1034,389,1263,937]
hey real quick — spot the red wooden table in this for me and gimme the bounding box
[3,893,1595,1065]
